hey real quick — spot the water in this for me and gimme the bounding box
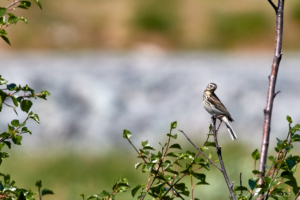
[1,51,299,152]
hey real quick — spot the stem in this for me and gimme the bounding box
[6,0,22,9]
[294,189,300,200]
[191,175,194,200]
[258,0,285,198]
[38,186,42,200]
[240,173,242,195]
[211,117,236,200]
[126,138,147,164]
[179,129,221,170]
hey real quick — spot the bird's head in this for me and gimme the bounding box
[205,83,217,92]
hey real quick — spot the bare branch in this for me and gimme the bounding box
[268,0,277,12]
[211,117,236,200]
[6,0,22,9]
[273,91,281,99]
[179,129,221,170]
[257,0,285,199]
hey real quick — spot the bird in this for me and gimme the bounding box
[202,83,237,141]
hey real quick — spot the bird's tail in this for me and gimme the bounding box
[221,116,237,141]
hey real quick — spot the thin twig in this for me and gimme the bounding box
[294,189,300,200]
[273,91,281,99]
[191,176,194,200]
[240,173,242,195]
[268,0,278,12]
[6,0,21,9]
[126,138,147,164]
[211,117,236,200]
[179,129,221,170]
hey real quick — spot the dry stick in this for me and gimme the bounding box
[257,0,285,199]
[211,117,236,200]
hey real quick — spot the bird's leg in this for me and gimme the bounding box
[214,115,224,136]
[216,120,223,135]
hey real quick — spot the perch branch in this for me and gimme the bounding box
[211,117,236,200]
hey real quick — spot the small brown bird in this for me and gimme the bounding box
[202,83,237,141]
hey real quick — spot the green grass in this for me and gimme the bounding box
[1,141,299,200]
[209,12,271,49]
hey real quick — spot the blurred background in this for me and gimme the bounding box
[1,0,300,199]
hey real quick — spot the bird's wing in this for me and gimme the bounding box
[207,94,234,121]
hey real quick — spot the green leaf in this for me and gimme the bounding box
[252,170,263,175]
[86,194,99,200]
[248,178,259,190]
[285,180,299,195]
[11,119,20,127]
[3,141,11,149]
[0,132,11,137]
[131,184,142,197]
[0,7,6,17]
[7,124,14,134]
[166,133,177,139]
[141,140,148,147]
[8,14,19,24]
[20,100,32,113]
[0,16,6,25]
[21,127,32,134]
[170,121,177,130]
[35,180,42,188]
[233,186,249,192]
[165,167,179,175]
[17,5,29,10]
[200,146,209,151]
[37,90,50,100]
[12,135,22,145]
[19,1,31,8]
[166,152,178,157]
[0,29,7,36]
[0,143,5,151]
[204,141,216,147]
[287,115,292,124]
[123,129,132,139]
[169,143,181,149]
[11,96,19,107]
[42,189,54,196]
[19,17,28,24]
[292,124,300,132]
[29,113,40,124]
[193,173,209,185]
[135,163,142,169]
[281,171,296,181]
[292,134,300,142]
[268,156,276,163]
[251,149,260,160]
[34,0,42,9]
[174,183,186,191]
[0,77,8,85]
[7,83,17,91]
[17,191,26,200]
[0,35,10,46]
[209,123,212,132]
[286,159,295,170]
